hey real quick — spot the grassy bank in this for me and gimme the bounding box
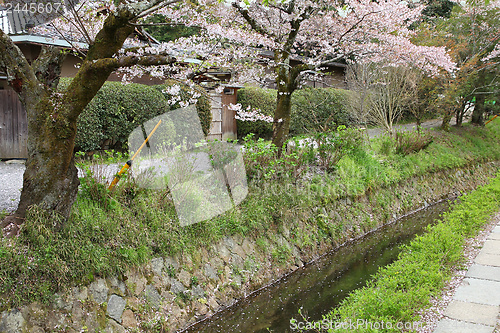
[0,122,500,309]
[318,170,500,332]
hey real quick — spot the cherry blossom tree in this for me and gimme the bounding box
[155,0,455,150]
[0,0,457,234]
[0,0,190,233]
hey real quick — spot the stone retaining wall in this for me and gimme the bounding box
[1,162,499,333]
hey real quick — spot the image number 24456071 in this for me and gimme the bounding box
[2,0,80,34]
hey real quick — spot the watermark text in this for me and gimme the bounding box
[290,318,423,331]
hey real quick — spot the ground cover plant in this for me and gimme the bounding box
[0,121,499,309]
[317,166,500,332]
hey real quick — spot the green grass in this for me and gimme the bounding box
[318,170,500,333]
[0,122,499,309]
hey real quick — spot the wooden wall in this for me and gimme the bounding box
[0,88,238,160]
[221,88,238,141]
[207,88,238,141]
[0,90,28,159]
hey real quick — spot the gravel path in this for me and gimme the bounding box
[0,161,122,214]
[0,161,25,213]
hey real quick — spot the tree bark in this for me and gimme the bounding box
[15,95,80,228]
[270,51,304,152]
[441,108,454,131]
[272,89,293,150]
[455,99,467,127]
[471,93,485,126]
[471,69,487,126]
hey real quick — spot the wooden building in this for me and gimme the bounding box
[206,85,242,141]
[0,8,240,158]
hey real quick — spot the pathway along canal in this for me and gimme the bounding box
[183,200,453,333]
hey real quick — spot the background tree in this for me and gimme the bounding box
[421,0,456,21]
[411,74,441,127]
[159,0,455,150]
[416,0,500,129]
[347,63,420,134]
[346,62,374,126]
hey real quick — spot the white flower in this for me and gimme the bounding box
[163,85,181,96]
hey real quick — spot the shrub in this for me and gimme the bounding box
[153,79,212,136]
[59,79,212,152]
[290,88,353,135]
[59,79,168,152]
[236,87,276,139]
[377,135,396,156]
[395,129,433,155]
[236,87,353,139]
[243,126,365,180]
[242,134,305,181]
[293,125,366,171]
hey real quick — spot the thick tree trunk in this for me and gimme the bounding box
[441,108,454,131]
[15,98,80,227]
[1,3,178,236]
[456,109,462,127]
[271,50,306,154]
[1,16,134,232]
[456,99,466,127]
[272,91,293,150]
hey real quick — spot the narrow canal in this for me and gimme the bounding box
[183,199,453,333]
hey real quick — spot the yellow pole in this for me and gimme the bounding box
[485,114,498,125]
[108,119,162,190]
[130,119,162,161]
[107,161,132,190]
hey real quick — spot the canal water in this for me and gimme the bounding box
[184,200,453,333]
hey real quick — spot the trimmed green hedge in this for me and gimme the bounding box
[153,79,212,137]
[290,87,353,135]
[236,87,276,139]
[236,87,353,139]
[59,79,211,152]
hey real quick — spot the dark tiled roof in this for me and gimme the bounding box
[0,7,157,49]
[0,5,52,34]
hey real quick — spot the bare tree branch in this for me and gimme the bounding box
[133,0,184,20]
[47,23,87,58]
[232,2,274,39]
[337,10,381,45]
[0,28,39,103]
